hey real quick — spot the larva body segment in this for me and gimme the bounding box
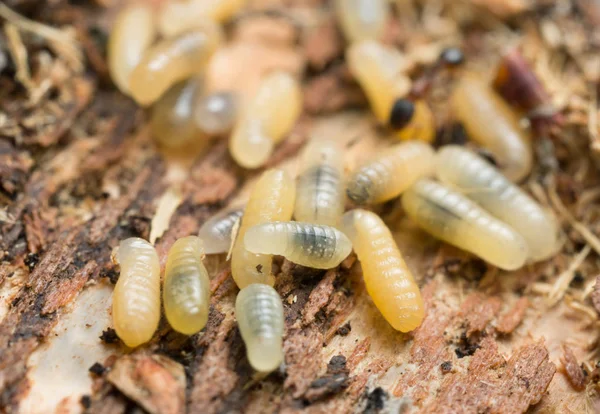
[163,236,210,335]
[151,78,204,149]
[198,208,244,254]
[436,146,559,262]
[158,0,245,37]
[129,24,223,106]
[402,179,529,270]
[108,3,156,95]
[112,238,160,347]
[346,141,435,205]
[244,222,352,269]
[231,169,296,288]
[346,41,411,123]
[295,140,345,226]
[195,92,238,135]
[235,284,284,372]
[340,210,423,332]
[334,0,389,44]
[229,72,302,169]
[451,73,533,182]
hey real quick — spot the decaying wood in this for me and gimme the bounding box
[0,0,600,413]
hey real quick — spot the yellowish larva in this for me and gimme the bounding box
[150,78,205,149]
[129,23,223,106]
[340,209,424,332]
[235,283,284,373]
[244,221,352,269]
[112,237,161,348]
[229,71,302,169]
[231,169,296,288]
[436,145,559,262]
[346,40,411,124]
[295,139,345,226]
[198,208,244,255]
[451,73,533,182]
[158,0,245,38]
[334,0,389,44]
[108,3,156,95]
[402,179,529,270]
[346,141,435,205]
[163,236,210,335]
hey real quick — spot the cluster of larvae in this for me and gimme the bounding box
[108,0,301,165]
[108,0,560,373]
[111,139,557,367]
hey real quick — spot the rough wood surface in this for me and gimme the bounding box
[1,0,600,413]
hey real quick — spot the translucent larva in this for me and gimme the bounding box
[158,0,245,38]
[402,179,529,270]
[451,73,533,182]
[151,78,205,149]
[194,92,238,135]
[390,99,436,143]
[129,23,223,106]
[244,222,352,269]
[334,0,389,44]
[235,284,284,373]
[229,71,302,169]
[198,208,244,255]
[294,139,345,226]
[112,238,160,348]
[340,210,423,332]
[231,169,296,288]
[436,145,559,262]
[108,3,156,95]
[346,141,435,205]
[346,40,411,124]
[163,236,210,335]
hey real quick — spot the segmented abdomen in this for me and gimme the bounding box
[340,210,424,332]
[112,237,161,348]
[436,145,559,261]
[402,179,529,270]
[198,208,243,254]
[243,221,352,269]
[163,236,210,335]
[235,284,284,372]
[347,141,435,205]
[296,164,344,226]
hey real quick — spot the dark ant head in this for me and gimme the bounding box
[389,98,415,130]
